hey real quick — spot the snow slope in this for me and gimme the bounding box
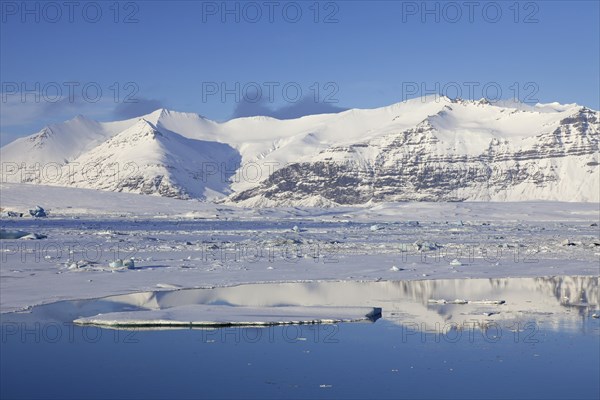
[58,119,240,199]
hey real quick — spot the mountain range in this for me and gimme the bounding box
[2,96,598,206]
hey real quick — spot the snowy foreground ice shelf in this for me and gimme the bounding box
[0,183,599,314]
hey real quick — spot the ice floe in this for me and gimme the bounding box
[74,305,382,327]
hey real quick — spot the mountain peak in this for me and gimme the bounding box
[136,117,159,130]
[140,108,169,124]
[141,108,209,127]
[115,118,164,142]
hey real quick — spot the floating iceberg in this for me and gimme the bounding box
[74,305,382,328]
[28,206,47,218]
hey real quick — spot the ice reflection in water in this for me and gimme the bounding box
[2,276,599,400]
[20,275,600,330]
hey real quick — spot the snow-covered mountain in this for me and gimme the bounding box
[59,119,240,199]
[2,97,598,205]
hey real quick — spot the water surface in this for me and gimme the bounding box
[2,276,598,399]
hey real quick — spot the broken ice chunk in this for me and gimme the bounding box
[469,300,506,305]
[428,299,503,305]
[413,241,442,251]
[0,230,46,240]
[28,206,47,218]
[0,211,22,218]
[446,220,464,226]
[20,233,47,240]
[428,299,448,304]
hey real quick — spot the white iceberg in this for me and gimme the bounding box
[74,305,383,327]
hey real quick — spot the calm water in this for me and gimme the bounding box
[2,277,599,399]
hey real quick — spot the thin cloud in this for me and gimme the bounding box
[231,90,347,120]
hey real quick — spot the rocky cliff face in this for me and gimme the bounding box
[230,105,599,206]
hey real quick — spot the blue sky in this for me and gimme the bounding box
[1,0,599,143]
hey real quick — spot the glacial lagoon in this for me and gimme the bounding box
[2,276,599,399]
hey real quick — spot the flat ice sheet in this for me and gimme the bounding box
[74,305,381,327]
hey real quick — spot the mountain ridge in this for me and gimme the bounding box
[1,97,598,205]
